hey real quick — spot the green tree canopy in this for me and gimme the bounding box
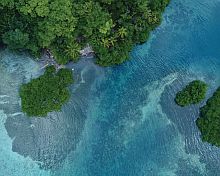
[175,80,208,107]
[0,0,170,65]
[196,87,220,147]
[17,0,50,17]
[19,66,73,117]
[2,29,29,50]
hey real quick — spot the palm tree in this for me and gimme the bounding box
[118,27,127,38]
[64,41,81,61]
[101,38,110,48]
[109,37,116,46]
[152,14,159,24]
[146,8,153,23]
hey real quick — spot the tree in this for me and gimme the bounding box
[101,38,111,48]
[196,87,220,147]
[17,0,50,17]
[99,19,115,35]
[118,27,127,38]
[64,40,81,62]
[19,66,73,117]
[0,0,14,8]
[175,80,208,107]
[2,29,29,50]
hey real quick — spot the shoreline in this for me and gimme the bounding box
[39,46,95,72]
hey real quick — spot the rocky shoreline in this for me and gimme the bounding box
[39,45,95,72]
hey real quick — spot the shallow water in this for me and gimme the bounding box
[0,0,220,175]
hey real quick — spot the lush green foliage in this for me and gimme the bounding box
[196,87,220,147]
[19,66,73,117]
[2,29,29,50]
[175,80,208,107]
[0,0,169,65]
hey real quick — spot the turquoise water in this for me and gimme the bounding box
[1,0,220,175]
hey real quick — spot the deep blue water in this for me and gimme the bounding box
[0,0,220,175]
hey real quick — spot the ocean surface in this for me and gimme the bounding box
[0,0,220,175]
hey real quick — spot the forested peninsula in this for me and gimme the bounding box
[0,0,170,116]
[196,87,220,147]
[0,0,169,65]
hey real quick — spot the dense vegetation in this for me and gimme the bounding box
[175,80,208,107]
[1,0,170,116]
[196,87,220,147]
[0,0,170,66]
[19,66,73,116]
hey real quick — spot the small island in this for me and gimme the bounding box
[175,80,208,107]
[196,87,220,147]
[19,66,73,117]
